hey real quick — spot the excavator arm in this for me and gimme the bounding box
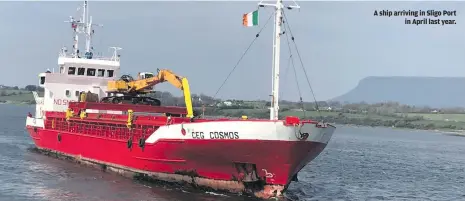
[107,69,194,118]
[130,69,183,91]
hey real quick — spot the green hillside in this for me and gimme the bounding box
[0,87,36,104]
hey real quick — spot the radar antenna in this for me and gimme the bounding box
[109,47,123,61]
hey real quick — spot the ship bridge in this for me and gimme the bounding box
[36,48,122,115]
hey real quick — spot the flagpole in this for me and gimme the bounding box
[257,0,299,120]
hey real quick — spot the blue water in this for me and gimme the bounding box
[0,104,464,201]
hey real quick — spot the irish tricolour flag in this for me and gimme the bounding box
[242,10,259,27]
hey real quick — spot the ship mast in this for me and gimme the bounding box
[258,0,299,120]
[65,1,101,59]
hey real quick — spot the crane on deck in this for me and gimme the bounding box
[101,69,194,118]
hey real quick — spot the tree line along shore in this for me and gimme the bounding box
[2,85,465,132]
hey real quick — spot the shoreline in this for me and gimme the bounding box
[0,100,33,105]
[340,124,465,136]
[4,101,465,136]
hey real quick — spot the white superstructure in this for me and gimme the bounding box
[34,1,121,118]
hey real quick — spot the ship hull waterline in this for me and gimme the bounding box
[26,119,334,199]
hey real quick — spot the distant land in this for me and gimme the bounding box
[4,76,465,108]
[331,76,465,108]
[3,82,465,133]
[0,85,38,104]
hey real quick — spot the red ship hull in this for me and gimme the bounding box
[26,127,327,196]
[25,103,335,198]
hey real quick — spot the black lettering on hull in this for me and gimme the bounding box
[209,131,239,139]
[191,132,205,139]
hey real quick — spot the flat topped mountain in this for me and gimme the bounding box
[331,76,465,108]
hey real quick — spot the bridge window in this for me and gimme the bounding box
[65,90,71,97]
[40,76,45,85]
[75,91,79,97]
[77,67,85,75]
[97,69,105,77]
[107,70,114,77]
[68,67,76,75]
[87,68,96,76]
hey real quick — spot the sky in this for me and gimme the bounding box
[0,1,464,102]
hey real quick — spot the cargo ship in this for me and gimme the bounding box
[25,0,335,199]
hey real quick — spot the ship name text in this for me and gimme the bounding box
[191,131,240,139]
[54,99,76,105]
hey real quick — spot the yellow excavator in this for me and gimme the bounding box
[101,68,194,117]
